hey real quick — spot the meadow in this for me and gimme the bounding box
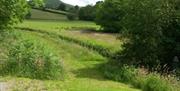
[0,26,140,91]
[18,20,122,54]
[30,9,67,20]
[0,9,140,91]
[1,3,180,90]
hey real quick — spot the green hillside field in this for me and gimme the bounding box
[29,9,67,20]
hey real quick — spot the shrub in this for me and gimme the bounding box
[102,62,178,91]
[132,75,145,89]
[1,40,63,80]
[103,63,137,83]
[143,74,172,91]
[67,14,76,20]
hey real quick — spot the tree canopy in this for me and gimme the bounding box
[78,5,96,21]
[58,3,66,11]
[0,0,28,30]
[119,0,180,68]
[95,0,125,33]
[45,0,61,9]
[28,0,45,8]
[95,0,180,68]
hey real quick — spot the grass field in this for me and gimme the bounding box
[1,2,180,91]
[29,9,67,20]
[19,20,99,30]
[0,8,141,90]
[0,6,140,89]
[18,20,122,53]
[0,30,140,91]
[1,7,180,91]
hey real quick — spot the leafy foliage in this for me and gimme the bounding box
[143,74,172,91]
[95,0,125,33]
[67,14,76,20]
[79,5,96,21]
[118,0,180,68]
[175,0,180,10]
[66,6,79,20]
[28,0,45,9]
[102,62,176,91]
[0,0,28,30]
[44,0,60,9]
[103,64,137,83]
[58,3,66,11]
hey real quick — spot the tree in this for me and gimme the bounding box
[78,5,95,21]
[45,0,61,9]
[0,0,28,30]
[28,0,45,9]
[74,5,79,11]
[66,5,80,21]
[119,0,179,68]
[175,0,180,10]
[95,0,125,33]
[67,13,76,20]
[66,7,78,21]
[58,3,66,11]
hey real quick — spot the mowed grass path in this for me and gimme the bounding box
[18,20,122,53]
[0,30,140,91]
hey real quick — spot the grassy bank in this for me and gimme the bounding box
[0,30,140,91]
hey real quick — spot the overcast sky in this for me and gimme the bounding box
[61,0,103,6]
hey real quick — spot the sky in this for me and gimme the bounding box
[61,0,103,6]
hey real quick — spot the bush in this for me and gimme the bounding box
[132,75,145,89]
[1,40,63,80]
[103,63,137,83]
[143,74,172,91]
[67,14,76,20]
[102,62,178,91]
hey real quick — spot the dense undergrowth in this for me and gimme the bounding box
[102,62,180,91]
[0,31,64,80]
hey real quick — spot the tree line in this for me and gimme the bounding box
[96,0,180,70]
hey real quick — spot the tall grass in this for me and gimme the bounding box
[142,74,172,91]
[0,31,64,80]
[102,62,179,91]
